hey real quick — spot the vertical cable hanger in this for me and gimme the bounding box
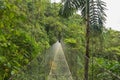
[91,38,94,80]
[43,0,46,79]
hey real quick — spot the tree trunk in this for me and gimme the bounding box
[84,0,90,80]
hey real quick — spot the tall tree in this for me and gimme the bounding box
[59,0,106,80]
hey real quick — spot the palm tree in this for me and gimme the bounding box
[59,0,106,80]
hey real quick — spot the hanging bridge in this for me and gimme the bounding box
[9,41,120,80]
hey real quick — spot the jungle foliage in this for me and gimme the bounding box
[0,0,120,80]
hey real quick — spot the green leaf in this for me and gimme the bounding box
[0,56,7,63]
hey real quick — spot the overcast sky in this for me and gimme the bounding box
[104,0,120,31]
[51,0,120,31]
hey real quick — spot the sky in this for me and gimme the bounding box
[104,0,120,31]
[51,0,120,31]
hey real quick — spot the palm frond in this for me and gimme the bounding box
[60,0,107,34]
[59,0,86,18]
[89,0,106,34]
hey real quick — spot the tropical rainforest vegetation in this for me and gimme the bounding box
[0,0,120,80]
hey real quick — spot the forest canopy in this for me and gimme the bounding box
[0,0,120,80]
